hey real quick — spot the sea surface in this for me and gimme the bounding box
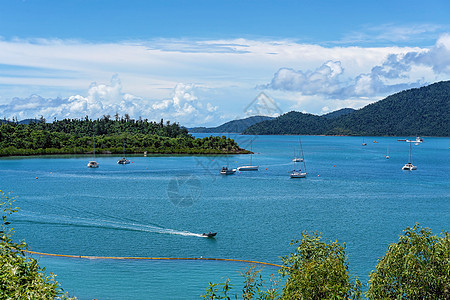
[0,135,449,299]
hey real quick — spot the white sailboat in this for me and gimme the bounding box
[362,136,367,146]
[402,141,417,170]
[117,140,130,164]
[290,136,306,178]
[292,137,304,162]
[87,136,99,168]
[385,145,390,159]
[237,140,259,171]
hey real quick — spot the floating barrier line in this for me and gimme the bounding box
[24,250,285,268]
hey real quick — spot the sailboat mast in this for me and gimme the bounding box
[299,136,306,172]
[93,135,96,158]
[409,141,412,163]
[250,140,253,165]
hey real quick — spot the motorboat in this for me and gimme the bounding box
[202,232,217,238]
[290,170,307,178]
[220,167,236,175]
[402,163,417,170]
[117,157,130,164]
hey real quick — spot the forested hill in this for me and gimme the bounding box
[189,115,273,133]
[0,117,248,156]
[244,81,450,136]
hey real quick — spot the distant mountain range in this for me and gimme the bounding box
[188,115,274,133]
[243,81,450,136]
[0,118,40,125]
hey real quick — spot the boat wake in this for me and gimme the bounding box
[14,212,204,238]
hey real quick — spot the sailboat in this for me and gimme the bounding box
[402,141,417,170]
[290,136,306,178]
[117,140,130,164]
[87,136,99,168]
[385,145,390,159]
[292,137,304,162]
[362,136,367,146]
[237,140,259,171]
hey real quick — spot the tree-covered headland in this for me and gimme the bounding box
[0,115,248,156]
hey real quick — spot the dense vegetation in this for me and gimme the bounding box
[0,116,248,156]
[203,225,449,299]
[189,116,274,133]
[0,191,74,299]
[244,81,450,136]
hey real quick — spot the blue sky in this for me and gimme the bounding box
[1,0,450,126]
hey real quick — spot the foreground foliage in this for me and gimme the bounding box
[202,233,362,300]
[281,232,361,299]
[367,224,450,299]
[0,116,247,156]
[203,226,449,299]
[0,190,74,299]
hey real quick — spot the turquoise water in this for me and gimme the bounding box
[0,135,449,299]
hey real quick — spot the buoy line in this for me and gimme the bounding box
[23,249,285,268]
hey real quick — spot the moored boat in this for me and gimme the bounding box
[220,167,236,175]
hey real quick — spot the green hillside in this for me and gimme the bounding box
[0,117,248,156]
[189,115,273,133]
[243,81,450,136]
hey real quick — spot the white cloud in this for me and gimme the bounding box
[0,76,219,126]
[263,34,450,100]
[0,35,449,123]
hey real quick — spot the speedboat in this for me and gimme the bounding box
[402,163,417,171]
[290,170,306,178]
[87,161,99,168]
[117,157,130,164]
[220,167,236,175]
[202,232,217,238]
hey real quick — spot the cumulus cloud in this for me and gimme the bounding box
[0,76,219,126]
[264,34,450,99]
[263,61,344,94]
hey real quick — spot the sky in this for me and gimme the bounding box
[1,0,450,126]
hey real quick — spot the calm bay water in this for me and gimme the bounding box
[0,135,449,299]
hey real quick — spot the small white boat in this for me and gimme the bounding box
[117,141,130,164]
[402,163,417,170]
[87,161,99,168]
[292,138,304,162]
[87,135,99,168]
[117,157,130,164]
[402,141,417,170]
[238,140,259,171]
[237,166,259,171]
[290,136,307,178]
[220,167,236,175]
[386,145,390,159]
[290,170,307,178]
